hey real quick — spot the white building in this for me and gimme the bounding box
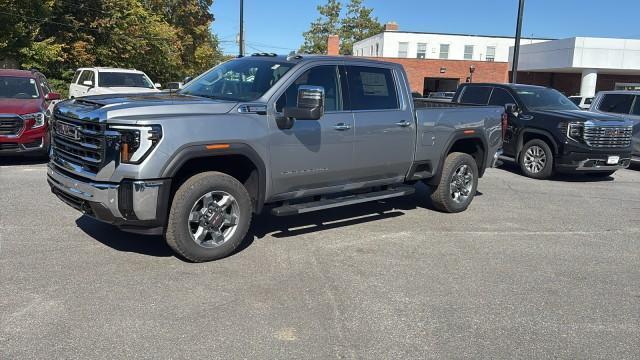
[510,37,640,97]
[353,22,550,62]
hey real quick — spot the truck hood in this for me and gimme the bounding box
[0,98,43,115]
[532,109,630,124]
[54,93,238,122]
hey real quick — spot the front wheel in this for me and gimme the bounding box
[519,139,554,179]
[430,152,479,213]
[165,172,252,262]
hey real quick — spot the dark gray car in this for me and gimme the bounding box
[47,55,504,262]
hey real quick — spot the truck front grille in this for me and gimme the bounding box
[0,116,24,136]
[583,125,633,148]
[51,114,107,174]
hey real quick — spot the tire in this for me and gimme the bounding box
[430,152,479,213]
[519,139,554,179]
[586,171,616,178]
[165,171,252,262]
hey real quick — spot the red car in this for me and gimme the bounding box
[0,69,61,157]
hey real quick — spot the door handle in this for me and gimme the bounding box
[333,123,351,131]
[395,120,412,127]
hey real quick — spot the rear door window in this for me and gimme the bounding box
[459,86,492,105]
[346,66,399,110]
[488,88,516,107]
[597,94,634,114]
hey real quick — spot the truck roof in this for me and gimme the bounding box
[0,69,38,78]
[243,54,405,67]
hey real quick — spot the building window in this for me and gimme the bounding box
[486,46,496,62]
[464,45,474,60]
[416,43,427,59]
[398,42,409,58]
[439,44,450,59]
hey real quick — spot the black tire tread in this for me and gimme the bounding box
[519,139,554,180]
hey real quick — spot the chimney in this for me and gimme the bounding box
[384,21,399,31]
[327,35,340,55]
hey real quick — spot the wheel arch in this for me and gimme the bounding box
[516,129,558,159]
[161,143,267,214]
[427,132,487,186]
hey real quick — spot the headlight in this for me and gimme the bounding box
[567,122,583,142]
[22,112,46,128]
[110,125,162,164]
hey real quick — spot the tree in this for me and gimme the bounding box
[339,0,382,55]
[299,0,382,55]
[299,0,342,54]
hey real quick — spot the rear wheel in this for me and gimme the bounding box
[430,152,479,213]
[519,139,554,179]
[165,172,252,262]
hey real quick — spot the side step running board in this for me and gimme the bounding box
[271,186,416,216]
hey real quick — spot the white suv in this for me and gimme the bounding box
[69,67,161,98]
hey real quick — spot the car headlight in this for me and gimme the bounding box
[109,125,162,164]
[566,122,583,142]
[22,112,46,128]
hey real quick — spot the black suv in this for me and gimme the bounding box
[453,83,634,179]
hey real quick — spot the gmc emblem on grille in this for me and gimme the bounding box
[604,128,625,137]
[55,121,80,140]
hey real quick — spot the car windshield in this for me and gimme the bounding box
[516,87,580,111]
[0,76,39,99]
[179,59,295,102]
[98,72,154,88]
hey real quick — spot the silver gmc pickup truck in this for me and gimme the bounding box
[48,55,504,262]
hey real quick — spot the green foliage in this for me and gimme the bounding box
[0,0,224,85]
[299,0,382,55]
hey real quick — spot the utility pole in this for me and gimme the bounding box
[511,0,525,83]
[239,0,245,56]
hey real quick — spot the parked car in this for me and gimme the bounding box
[48,54,504,262]
[0,69,60,156]
[568,95,593,110]
[589,91,640,164]
[68,67,161,98]
[427,91,455,102]
[453,83,634,179]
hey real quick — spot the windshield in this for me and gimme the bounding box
[516,87,580,111]
[0,76,39,99]
[179,59,295,102]
[98,72,154,88]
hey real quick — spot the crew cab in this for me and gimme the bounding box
[453,83,634,179]
[589,91,640,164]
[0,69,60,156]
[48,55,503,262]
[69,67,161,98]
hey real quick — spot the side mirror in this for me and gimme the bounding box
[505,103,518,115]
[45,92,61,101]
[82,80,93,87]
[283,85,325,121]
[154,83,161,89]
[183,76,193,84]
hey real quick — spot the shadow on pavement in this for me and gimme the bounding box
[73,182,445,260]
[0,155,49,166]
[496,161,616,182]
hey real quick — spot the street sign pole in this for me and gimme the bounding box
[511,0,525,83]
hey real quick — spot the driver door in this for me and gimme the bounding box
[268,64,354,198]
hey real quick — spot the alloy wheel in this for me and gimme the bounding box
[523,145,547,174]
[449,164,474,204]
[187,191,240,248]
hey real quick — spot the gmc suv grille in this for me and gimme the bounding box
[51,114,106,174]
[0,116,24,136]
[583,125,633,148]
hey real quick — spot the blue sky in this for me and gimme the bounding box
[211,0,640,55]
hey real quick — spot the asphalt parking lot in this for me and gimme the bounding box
[1,158,639,359]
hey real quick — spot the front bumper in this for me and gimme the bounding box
[555,151,631,172]
[0,127,48,154]
[47,163,171,233]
